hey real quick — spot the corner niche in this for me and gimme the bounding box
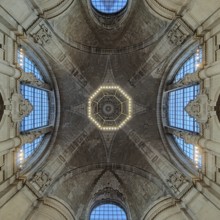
[0,92,4,123]
[216,94,220,123]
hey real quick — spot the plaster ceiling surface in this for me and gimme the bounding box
[33,0,177,217]
[47,0,169,52]
[49,169,168,219]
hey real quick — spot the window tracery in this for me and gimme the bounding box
[91,0,128,14]
[90,203,127,220]
[17,47,52,167]
[165,47,203,168]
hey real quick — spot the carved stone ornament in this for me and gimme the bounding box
[20,131,42,145]
[166,171,187,193]
[33,24,52,46]
[173,130,200,146]
[167,24,187,46]
[32,171,51,191]
[174,72,200,88]
[8,93,33,123]
[20,71,44,87]
[185,94,209,124]
[94,187,125,202]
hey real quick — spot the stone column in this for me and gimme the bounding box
[199,62,220,79]
[0,137,21,152]
[198,138,220,154]
[170,128,220,154]
[0,62,21,78]
[0,126,52,153]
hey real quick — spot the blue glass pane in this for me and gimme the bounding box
[174,48,202,83]
[168,85,200,132]
[22,135,44,159]
[91,0,128,14]
[174,136,194,160]
[174,136,202,167]
[20,85,49,131]
[17,49,44,82]
[90,204,127,220]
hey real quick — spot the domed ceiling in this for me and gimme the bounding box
[27,0,194,218]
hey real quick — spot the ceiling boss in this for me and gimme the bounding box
[88,86,132,131]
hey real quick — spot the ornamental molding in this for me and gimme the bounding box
[32,170,52,192]
[185,94,213,124]
[167,19,193,46]
[5,93,33,123]
[29,0,74,19]
[173,72,200,88]
[33,24,52,46]
[166,171,188,193]
[144,0,176,20]
[94,187,125,202]
[167,23,188,46]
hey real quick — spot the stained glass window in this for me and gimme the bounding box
[91,0,128,14]
[90,203,127,220]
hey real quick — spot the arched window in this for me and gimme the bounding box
[165,47,202,168]
[17,47,52,167]
[90,203,127,220]
[91,0,128,14]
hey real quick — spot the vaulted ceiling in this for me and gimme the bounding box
[42,2,171,217]
[2,0,218,218]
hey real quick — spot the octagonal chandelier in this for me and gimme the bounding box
[88,86,132,131]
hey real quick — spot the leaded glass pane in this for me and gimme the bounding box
[168,85,200,132]
[22,135,44,159]
[174,48,202,83]
[20,85,49,131]
[17,48,44,82]
[174,136,202,168]
[90,204,127,220]
[91,0,128,14]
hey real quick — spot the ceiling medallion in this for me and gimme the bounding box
[88,86,132,131]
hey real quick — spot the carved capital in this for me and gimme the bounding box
[94,187,125,202]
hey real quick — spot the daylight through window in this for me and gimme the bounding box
[90,203,127,220]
